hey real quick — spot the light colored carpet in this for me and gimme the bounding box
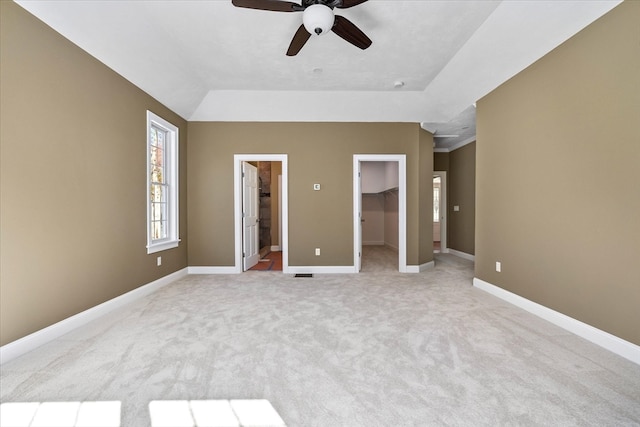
[1,249,639,426]
[360,244,401,273]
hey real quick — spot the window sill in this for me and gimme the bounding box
[147,239,180,254]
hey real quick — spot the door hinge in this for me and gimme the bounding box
[243,252,245,258]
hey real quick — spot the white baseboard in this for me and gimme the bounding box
[0,268,189,365]
[447,249,475,261]
[406,261,435,273]
[188,266,241,274]
[363,241,385,246]
[270,245,281,252]
[190,265,360,274]
[287,266,356,274]
[473,277,640,366]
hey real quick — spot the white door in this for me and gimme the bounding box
[242,162,260,271]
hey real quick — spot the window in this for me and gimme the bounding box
[147,111,179,254]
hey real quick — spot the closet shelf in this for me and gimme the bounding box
[363,186,398,195]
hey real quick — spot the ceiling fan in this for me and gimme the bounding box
[231,0,372,56]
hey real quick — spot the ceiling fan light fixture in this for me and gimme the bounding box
[303,4,335,36]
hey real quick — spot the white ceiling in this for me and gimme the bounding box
[15,0,620,150]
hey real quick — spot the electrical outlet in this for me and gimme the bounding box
[157,256,162,266]
[315,248,321,256]
[496,261,501,272]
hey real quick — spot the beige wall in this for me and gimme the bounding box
[476,1,640,345]
[434,152,449,173]
[433,148,476,254]
[0,2,188,346]
[418,129,434,265]
[448,142,476,255]
[187,122,433,267]
[384,192,400,250]
[362,194,385,245]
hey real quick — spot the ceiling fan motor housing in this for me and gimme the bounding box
[303,4,335,35]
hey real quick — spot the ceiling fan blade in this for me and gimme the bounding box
[286,24,311,56]
[332,15,372,50]
[337,0,369,9]
[231,0,300,12]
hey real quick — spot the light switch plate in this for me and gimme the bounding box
[454,205,460,211]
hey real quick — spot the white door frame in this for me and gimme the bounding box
[433,171,447,252]
[234,154,288,273]
[353,154,407,273]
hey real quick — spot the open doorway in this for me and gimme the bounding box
[353,155,407,273]
[256,161,281,257]
[252,161,283,271]
[433,171,447,253]
[234,155,288,273]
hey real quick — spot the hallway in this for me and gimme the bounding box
[248,251,282,272]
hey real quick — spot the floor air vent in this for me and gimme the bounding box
[294,273,313,278]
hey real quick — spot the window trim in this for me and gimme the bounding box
[146,111,179,254]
